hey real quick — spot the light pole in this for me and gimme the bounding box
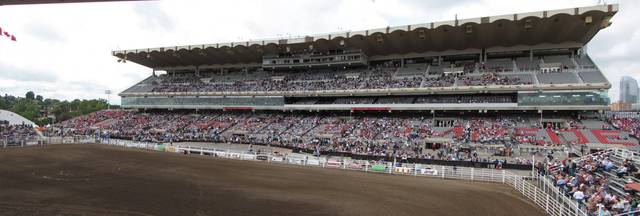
[105,90,111,110]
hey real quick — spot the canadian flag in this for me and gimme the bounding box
[0,26,17,42]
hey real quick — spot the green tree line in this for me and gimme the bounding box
[0,91,117,126]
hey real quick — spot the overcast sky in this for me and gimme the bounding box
[0,0,636,105]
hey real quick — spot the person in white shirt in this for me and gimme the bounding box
[573,190,585,203]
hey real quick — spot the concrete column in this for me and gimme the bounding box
[529,50,533,61]
[195,66,200,77]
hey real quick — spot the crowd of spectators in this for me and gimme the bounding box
[414,94,515,104]
[53,111,594,160]
[54,110,130,136]
[0,123,38,142]
[542,150,640,215]
[610,114,640,139]
[457,72,531,86]
[141,65,539,94]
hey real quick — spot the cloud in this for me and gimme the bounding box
[0,0,635,105]
[132,2,174,33]
[23,20,66,43]
[0,63,58,82]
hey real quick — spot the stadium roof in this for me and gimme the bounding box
[0,0,150,6]
[113,4,618,69]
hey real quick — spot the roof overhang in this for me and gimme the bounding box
[0,0,151,6]
[114,4,618,69]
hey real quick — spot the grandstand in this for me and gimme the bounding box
[103,5,632,151]
[115,5,614,113]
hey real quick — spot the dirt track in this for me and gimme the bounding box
[0,144,545,216]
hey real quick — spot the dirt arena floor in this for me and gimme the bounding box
[0,144,545,216]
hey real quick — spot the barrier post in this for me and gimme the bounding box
[413,163,417,176]
[490,169,495,182]
[560,188,565,215]
[502,170,506,183]
[441,166,445,179]
[388,162,392,174]
[364,161,368,172]
[545,194,550,213]
[342,158,347,169]
[534,187,537,207]
[471,168,474,181]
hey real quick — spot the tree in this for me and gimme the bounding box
[12,99,40,121]
[25,91,35,100]
[0,93,111,126]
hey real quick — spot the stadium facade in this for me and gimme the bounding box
[115,5,616,114]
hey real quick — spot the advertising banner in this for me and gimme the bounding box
[307,159,320,166]
[154,144,165,152]
[227,153,241,159]
[165,146,177,153]
[214,151,226,157]
[420,167,439,176]
[347,161,365,170]
[242,154,256,160]
[326,160,342,168]
[288,157,305,165]
[370,164,386,172]
[394,167,412,174]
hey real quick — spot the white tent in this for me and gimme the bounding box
[0,110,37,127]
